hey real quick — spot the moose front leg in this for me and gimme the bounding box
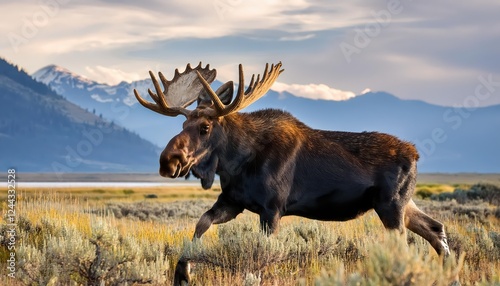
[193,196,243,238]
[174,195,243,286]
[259,208,282,235]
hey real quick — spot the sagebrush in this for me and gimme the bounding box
[1,186,499,285]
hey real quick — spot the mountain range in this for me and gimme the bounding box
[33,65,179,150]
[0,58,160,173]
[32,64,500,173]
[2,60,499,173]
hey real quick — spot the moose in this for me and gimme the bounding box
[134,62,451,285]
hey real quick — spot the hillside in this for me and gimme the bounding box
[0,58,160,172]
[32,64,500,173]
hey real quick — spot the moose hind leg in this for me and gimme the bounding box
[374,201,406,234]
[374,165,416,236]
[259,210,281,235]
[404,199,450,256]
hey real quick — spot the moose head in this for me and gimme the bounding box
[134,62,283,189]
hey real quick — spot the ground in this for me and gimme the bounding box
[0,173,499,285]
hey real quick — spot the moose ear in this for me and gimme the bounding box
[197,81,234,106]
[215,81,234,105]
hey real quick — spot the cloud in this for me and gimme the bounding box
[279,34,316,41]
[361,88,371,94]
[272,81,357,101]
[0,0,375,55]
[84,66,141,85]
[1,0,500,107]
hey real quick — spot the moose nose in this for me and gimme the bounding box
[159,150,187,178]
[160,132,193,178]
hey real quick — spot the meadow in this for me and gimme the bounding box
[1,176,499,285]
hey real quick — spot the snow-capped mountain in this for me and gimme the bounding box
[31,64,500,173]
[33,65,178,149]
[33,65,151,108]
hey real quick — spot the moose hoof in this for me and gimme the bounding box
[173,259,191,286]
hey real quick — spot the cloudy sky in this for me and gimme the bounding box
[1,0,499,106]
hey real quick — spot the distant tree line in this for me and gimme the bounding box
[430,184,500,205]
[0,57,61,99]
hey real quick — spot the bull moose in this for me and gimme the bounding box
[134,62,451,285]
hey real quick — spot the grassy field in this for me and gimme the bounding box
[1,178,499,285]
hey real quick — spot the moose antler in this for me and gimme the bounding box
[196,62,284,117]
[134,62,217,117]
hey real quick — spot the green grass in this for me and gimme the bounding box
[0,185,220,203]
[1,183,499,285]
[415,183,457,199]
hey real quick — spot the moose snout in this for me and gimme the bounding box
[159,150,187,178]
[159,134,193,178]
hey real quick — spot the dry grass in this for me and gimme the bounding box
[0,185,220,203]
[1,184,499,285]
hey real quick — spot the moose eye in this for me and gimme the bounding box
[200,124,210,135]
